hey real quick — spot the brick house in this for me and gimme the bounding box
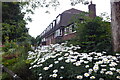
[40,2,96,45]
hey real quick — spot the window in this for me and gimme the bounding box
[71,24,76,32]
[69,26,72,33]
[42,38,46,42]
[64,27,69,35]
[50,24,53,29]
[56,15,61,24]
[60,29,62,36]
[54,29,62,38]
[70,24,76,33]
[53,21,55,28]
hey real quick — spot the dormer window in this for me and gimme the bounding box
[56,15,61,24]
[53,21,55,28]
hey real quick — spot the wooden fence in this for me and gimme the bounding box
[0,64,22,80]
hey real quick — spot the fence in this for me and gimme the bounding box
[0,64,22,80]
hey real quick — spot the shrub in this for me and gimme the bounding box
[69,16,113,54]
[2,41,18,53]
[2,42,36,80]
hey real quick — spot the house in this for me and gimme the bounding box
[40,2,96,45]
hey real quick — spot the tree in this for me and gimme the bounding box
[35,35,41,46]
[111,1,120,52]
[74,16,112,53]
[2,2,30,43]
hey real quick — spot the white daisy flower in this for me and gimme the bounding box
[53,69,58,73]
[90,76,95,79]
[116,76,120,79]
[60,76,63,79]
[49,64,53,67]
[110,67,116,71]
[43,67,49,70]
[85,65,89,68]
[76,75,83,79]
[52,73,57,78]
[116,69,120,73]
[84,73,90,77]
[54,61,59,64]
[60,66,64,69]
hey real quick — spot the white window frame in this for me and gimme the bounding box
[56,15,61,24]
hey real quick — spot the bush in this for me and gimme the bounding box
[2,42,36,80]
[27,43,120,80]
[69,16,113,54]
[2,41,18,53]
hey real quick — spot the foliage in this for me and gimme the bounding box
[2,2,31,43]
[69,15,113,53]
[27,43,120,80]
[2,42,36,80]
[1,2,37,80]
[2,41,17,53]
[36,35,41,46]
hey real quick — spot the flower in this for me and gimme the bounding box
[28,43,120,80]
[101,68,106,71]
[39,73,42,76]
[84,61,89,64]
[109,62,117,67]
[116,76,120,79]
[65,59,70,63]
[64,53,69,56]
[53,69,58,73]
[39,76,42,80]
[100,71,104,74]
[84,73,90,77]
[60,76,63,79]
[29,67,32,69]
[85,65,89,68]
[52,73,57,78]
[97,53,102,56]
[105,71,113,75]
[70,59,76,62]
[90,76,95,79]
[60,66,64,69]
[93,65,99,72]
[49,64,53,67]
[101,65,107,67]
[89,69,93,72]
[116,69,120,73]
[54,61,59,64]
[87,57,93,62]
[110,67,116,71]
[43,67,49,70]
[76,75,83,79]
[75,62,81,66]
[99,78,104,80]
[58,57,63,61]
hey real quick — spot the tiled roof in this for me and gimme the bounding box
[63,8,82,14]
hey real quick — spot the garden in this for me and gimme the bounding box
[1,1,120,80]
[27,43,120,80]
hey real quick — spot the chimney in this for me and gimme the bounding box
[88,1,96,18]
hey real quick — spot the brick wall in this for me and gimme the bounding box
[63,33,76,41]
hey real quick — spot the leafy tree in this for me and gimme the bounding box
[2,2,30,43]
[74,16,113,53]
[35,35,41,46]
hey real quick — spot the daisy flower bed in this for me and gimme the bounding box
[27,43,120,80]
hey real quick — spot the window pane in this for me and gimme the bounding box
[56,15,61,24]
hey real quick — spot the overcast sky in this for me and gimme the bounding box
[26,0,111,38]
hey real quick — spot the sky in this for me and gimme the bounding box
[26,0,111,38]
